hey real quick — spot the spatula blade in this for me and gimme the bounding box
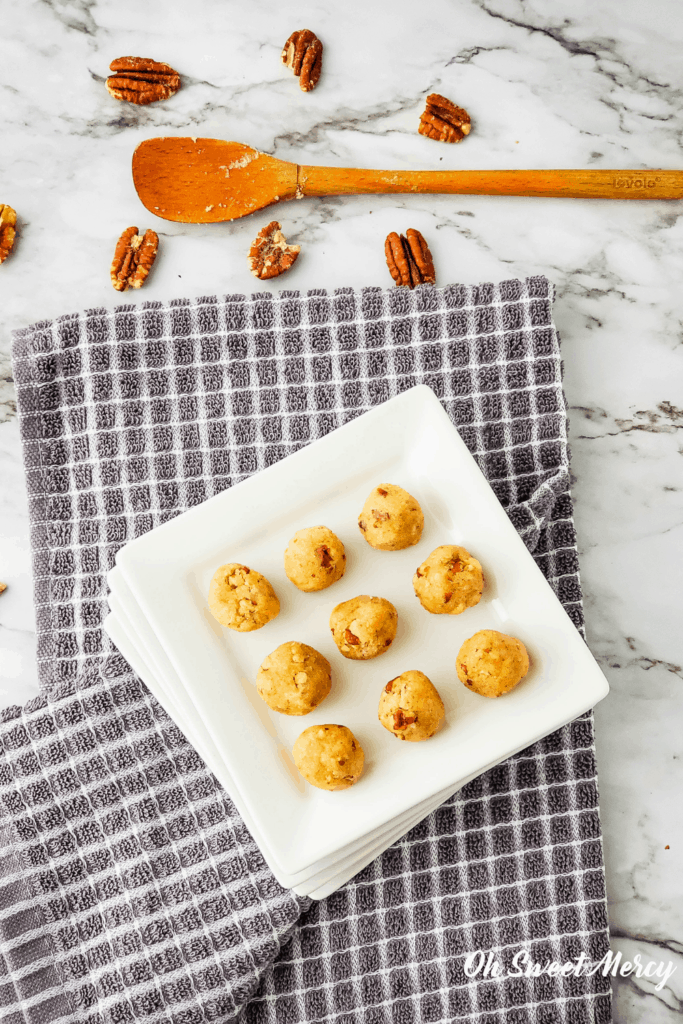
[132,138,298,223]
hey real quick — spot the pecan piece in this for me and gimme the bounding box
[419,93,471,143]
[282,30,323,92]
[0,205,17,265]
[106,57,180,105]
[111,227,159,291]
[248,221,300,280]
[393,709,417,730]
[447,559,463,574]
[385,229,435,289]
[372,509,391,521]
[316,545,333,569]
[344,628,360,646]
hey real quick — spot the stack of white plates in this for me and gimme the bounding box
[104,386,609,900]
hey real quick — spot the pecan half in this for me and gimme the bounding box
[248,221,300,280]
[282,30,323,92]
[419,93,471,143]
[385,229,435,289]
[106,57,180,105]
[393,709,417,730]
[316,545,333,568]
[344,628,360,646]
[0,205,17,265]
[111,227,159,291]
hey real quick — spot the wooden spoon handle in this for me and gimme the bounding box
[299,166,683,200]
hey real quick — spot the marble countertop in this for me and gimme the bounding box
[1,1,682,1020]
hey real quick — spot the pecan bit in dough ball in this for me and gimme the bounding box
[257,642,331,715]
[379,670,445,742]
[456,629,530,698]
[207,563,280,632]
[293,724,364,791]
[330,595,398,660]
[284,526,346,592]
[413,544,484,615]
[358,483,424,551]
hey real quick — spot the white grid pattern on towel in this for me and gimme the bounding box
[0,279,610,1024]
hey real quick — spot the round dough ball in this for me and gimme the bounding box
[413,544,484,615]
[330,595,398,660]
[293,724,365,791]
[284,526,346,592]
[378,670,445,742]
[208,563,279,632]
[358,483,424,551]
[256,642,331,715]
[456,630,530,698]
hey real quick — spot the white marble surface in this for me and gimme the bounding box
[1,0,682,1019]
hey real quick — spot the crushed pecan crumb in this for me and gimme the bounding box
[415,568,423,578]
[282,30,323,91]
[316,545,333,568]
[372,509,391,521]
[447,559,463,574]
[358,520,367,532]
[106,57,180,105]
[393,709,417,730]
[111,227,159,291]
[444,592,453,603]
[377,488,388,497]
[419,93,471,143]
[344,628,360,646]
[0,205,17,265]
[385,229,435,288]
[248,220,300,279]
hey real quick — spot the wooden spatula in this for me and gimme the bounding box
[132,138,683,223]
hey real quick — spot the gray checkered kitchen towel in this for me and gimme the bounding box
[1,278,611,1024]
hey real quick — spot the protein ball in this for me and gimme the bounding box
[284,525,346,592]
[257,641,331,715]
[330,595,398,660]
[358,483,424,551]
[293,724,364,791]
[378,670,445,741]
[207,563,279,632]
[456,629,530,698]
[413,544,484,615]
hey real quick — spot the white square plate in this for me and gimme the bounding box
[116,385,609,877]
